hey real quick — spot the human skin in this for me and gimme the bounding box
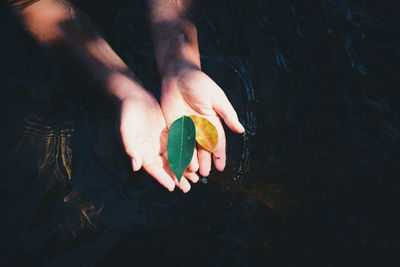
[5,0,244,192]
[148,0,245,177]
[6,0,199,192]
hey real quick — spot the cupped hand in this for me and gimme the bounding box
[161,65,245,177]
[117,76,199,192]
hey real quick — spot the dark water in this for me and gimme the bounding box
[1,0,399,266]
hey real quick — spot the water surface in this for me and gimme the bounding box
[0,0,399,266]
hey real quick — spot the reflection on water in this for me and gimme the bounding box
[204,55,257,182]
[12,111,109,245]
[63,190,104,230]
[20,115,74,179]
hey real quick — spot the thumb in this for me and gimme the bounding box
[124,144,143,171]
[121,128,143,171]
[211,85,245,134]
[131,156,143,172]
[119,98,149,172]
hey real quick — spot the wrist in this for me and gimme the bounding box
[105,72,149,101]
[151,20,201,77]
[160,57,200,81]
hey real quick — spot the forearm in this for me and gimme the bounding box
[13,0,142,100]
[148,0,200,77]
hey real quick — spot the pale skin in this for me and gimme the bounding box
[6,0,245,192]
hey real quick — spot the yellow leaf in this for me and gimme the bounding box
[189,115,219,157]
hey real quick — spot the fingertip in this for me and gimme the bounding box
[175,177,191,193]
[199,160,210,176]
[212,88,244,134]
[141,156,176,192]
[199,168,210,177]
[198,149,211,177]
[131,157,142,171]
[159,176,175,192]
[236,121,246,133]
[192,173,199,183]
[189,162,199,173]
[216,166,224,171]
[167,184,175,192]
[213,154,226,171]
[199,162,210,176]
[162,175,176,192]
[183,183,191,193]
[184,171,199,183]
[189,149,199,172]
[182,185,191,194]
[229,120,245,134]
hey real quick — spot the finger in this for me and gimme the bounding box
[198,147,211,177]
[131,157,142,172]
[122,135,143,171]
[211,86,245,134]
[213,121,226,171]
[142,156,175,192]
[174,176,191,193]
[188,147,199,172]
[121,127,144,172]
[161,153,191,193]
[184,170,199,183]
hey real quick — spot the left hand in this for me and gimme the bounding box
[118,76,198,193]
[160,65,245,177]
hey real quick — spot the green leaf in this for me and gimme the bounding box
[167,116,196,182]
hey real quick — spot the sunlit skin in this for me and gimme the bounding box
[161,67,245,176]
[7,0,244,192]
[116,74,198,193]
[150,0,245,176]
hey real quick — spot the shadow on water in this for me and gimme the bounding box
[1,0,400,266]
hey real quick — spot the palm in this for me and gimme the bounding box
[161,69,245,176]
[120,95,166,162]
[120,91,196,192]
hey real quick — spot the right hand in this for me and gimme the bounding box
[160,65,245,177]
